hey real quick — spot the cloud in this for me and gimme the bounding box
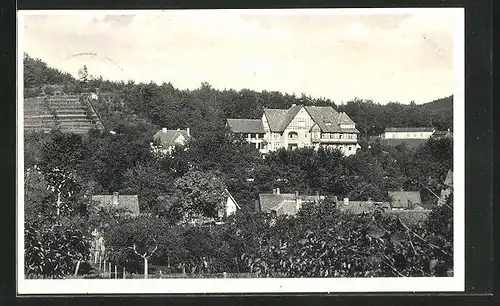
[21,10,459,104]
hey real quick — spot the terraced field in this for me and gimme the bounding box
[24,95,104,134]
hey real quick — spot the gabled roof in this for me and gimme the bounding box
[258,192,322,214]
[263,105,359,133]
[385,127,435,133]
[224,189,241,210]
[273,200,298,216]
[153,129,191,148]
[263,108,289,132]
[277,104,304,130]
[259,193,296,213]
[92,194,140,216]
[388,191,422,208]
[226,119,265,134]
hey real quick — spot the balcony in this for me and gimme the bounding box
[312,136,357,143]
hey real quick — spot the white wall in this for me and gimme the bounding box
[384,131,434,139]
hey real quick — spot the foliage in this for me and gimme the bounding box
[173,170,227,218]
[24,221,91,278]
[240,196,453,277]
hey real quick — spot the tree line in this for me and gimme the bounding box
[24,53,453,139]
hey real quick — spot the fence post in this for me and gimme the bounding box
[115,265,117,279]
[103,259,107,273]
[123,267,126,279]
[109,262,112,278]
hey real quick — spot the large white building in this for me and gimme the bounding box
[227,104,360,156]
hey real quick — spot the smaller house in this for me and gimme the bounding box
[336,197,391,214]
[226,119,266,153]
[218,189,241,218]
[152,127,192,156]
[91,192,140,217]
[90,192,140,264]
[258,188,324,217]
[388,191,422,210]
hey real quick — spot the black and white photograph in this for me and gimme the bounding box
[17,8,464,294]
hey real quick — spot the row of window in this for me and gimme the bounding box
[269,132,357,140]
[316,133,357,139]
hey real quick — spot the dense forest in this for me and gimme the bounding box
[23,54,454,279]
[24,53,453,138]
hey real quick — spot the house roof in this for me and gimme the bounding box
[273,200,298,216]
[385,127,435,133]
[444,169,453,187]
[337,201,391,214]
[388,191,422,208]
[259,192,322,214]
[263,105,359,133]
[92,194,140,216]
[259,193,296,213]
[263,108,289,132]
[226,119,265,134]
[224,189,241,209]
[153,129,191,148]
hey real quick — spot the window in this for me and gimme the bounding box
[348,146,352,151]
[288,132,298,139]
[297,118,306,127]
[339,134,343,139]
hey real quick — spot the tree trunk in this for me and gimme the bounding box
[144,258,148,279]
[73,260,81,276]
[56,191,61,216]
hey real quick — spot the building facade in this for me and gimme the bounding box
[381,127,435,140]
[226,119,266,151]
[227,104,360,156]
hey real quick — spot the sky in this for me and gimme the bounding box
[20,9,461,104]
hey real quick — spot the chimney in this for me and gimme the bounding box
[177,128,180,131]
[343,197,349,205]
[187,127,190,136]
[367,197,372,205]
[272,188,276,195]
[162,127,167,133]
[96,88,100,97]
[276,188,280,195]
[316,191,320,198]
[112,192,119,205]
[333,195,338,202]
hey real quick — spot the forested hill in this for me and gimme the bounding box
[23,54,453,137]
